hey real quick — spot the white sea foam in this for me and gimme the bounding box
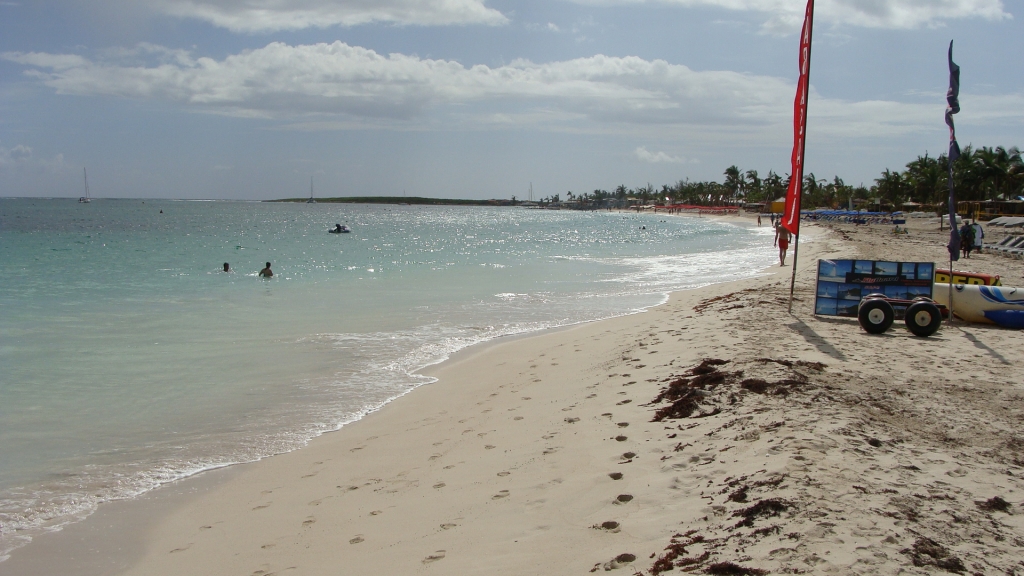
[0,201,775,561]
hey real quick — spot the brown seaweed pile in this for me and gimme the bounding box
[648,358,821,422]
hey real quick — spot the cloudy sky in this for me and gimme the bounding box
[1,0,1021,200]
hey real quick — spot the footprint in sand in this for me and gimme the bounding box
[522,397,531,400]
[616,399,631,405]
[603,553,636,570]
[564,417,580,424]
[440,523,458,530]
[615,435,628,442]
[199,525,212,531]
[302,472,318,478]
[608,472,623,480]
[617,422,629,428]
[497,471,510,477]
[443,465,456,469]
[429,453,442,461]
[433,482,446,489]
[621,452,636,460]
[349,535,364,544]
[302,517,316,527]
[514,416,524,421]
[593,521,621,532]
[492,490,510,499]
[370,510,383,516]
[169,543,192,553]
[614,494,634,504]
[252,504,271,510]
[485,445,496,449]
[422,550,446,564]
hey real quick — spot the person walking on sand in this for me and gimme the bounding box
[259,262,273,277]
[757,214,762,227]
[774,224,791,266]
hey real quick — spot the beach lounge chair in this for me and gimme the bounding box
[992,235,1024,255]
[1004,241,1024,259]
[989,236,1018,251]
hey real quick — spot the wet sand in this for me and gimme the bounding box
[5,215,1024,575]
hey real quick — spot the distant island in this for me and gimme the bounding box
[269,196,513,206]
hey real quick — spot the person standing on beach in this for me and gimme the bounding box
[959,223,975,258]
[774,224,791,266]
[972,221,984,253]
[259,262,273,277]
[757,214,762,226]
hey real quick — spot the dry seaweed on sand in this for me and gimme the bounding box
[705,562,768,576]
[732,498,790,528]
[901,537,966,573]
[975,495,1012,513]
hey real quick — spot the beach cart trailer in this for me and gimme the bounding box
[857,294,947,337]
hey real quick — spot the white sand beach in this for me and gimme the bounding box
[5,215,1024,575]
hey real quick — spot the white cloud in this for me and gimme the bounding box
[565,0,1010,33]
[157,0,508,32]
[3,42,1021,141]
[0,143,66,171]
[634,146,688,163]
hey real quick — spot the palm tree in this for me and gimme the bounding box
[873,169,906,208]
[723,165,742,204]
[744,169,762,203]
[903,153,944,206]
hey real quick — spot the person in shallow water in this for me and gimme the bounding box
[258,262,273,277]
[223,262,231,272]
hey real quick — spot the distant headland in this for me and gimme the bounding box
[268,196,513,206]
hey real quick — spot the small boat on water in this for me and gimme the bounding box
[79,168,91,203]
[329,224,350,234]
[307,176,316,204]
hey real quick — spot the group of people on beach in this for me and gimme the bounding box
[220,262,274,277]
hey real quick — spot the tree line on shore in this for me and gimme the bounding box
[541,145,1022,211]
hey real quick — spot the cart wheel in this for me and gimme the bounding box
[905,301,942,337]
[859,299,894,334]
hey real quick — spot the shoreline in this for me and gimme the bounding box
[0,212,782,573]
[8,214,1023,574]
[0,210,779,573]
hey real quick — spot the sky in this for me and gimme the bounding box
[0,0,1021,200]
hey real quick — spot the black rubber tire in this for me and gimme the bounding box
[859,299,894,334]
[905,302,942,337]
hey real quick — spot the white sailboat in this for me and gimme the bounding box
[79,168,91,203]
[307,176,316,204]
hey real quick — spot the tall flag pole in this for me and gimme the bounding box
[945,40,961,324]
[783,0,814,313]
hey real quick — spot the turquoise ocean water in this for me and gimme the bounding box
[0,198,775,560]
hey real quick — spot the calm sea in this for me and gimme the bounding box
[0,198,775,560]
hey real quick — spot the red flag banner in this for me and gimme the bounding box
[781,0,814,237]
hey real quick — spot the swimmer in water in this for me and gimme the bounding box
[258,262,273,277]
